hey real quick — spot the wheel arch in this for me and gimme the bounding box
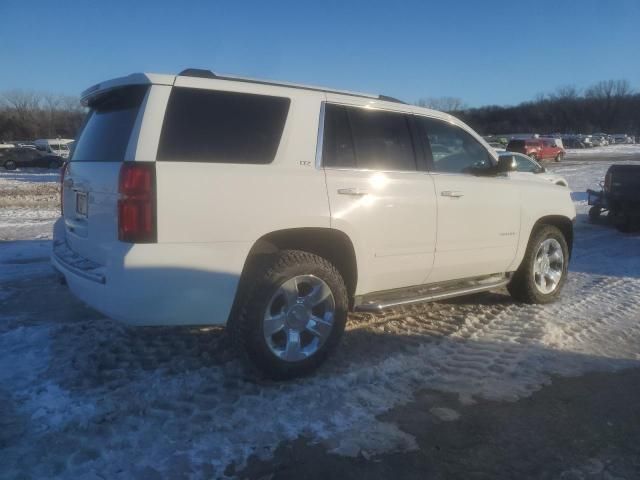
[234,227,358,310]
[532,215,574,258]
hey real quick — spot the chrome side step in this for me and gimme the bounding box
[354,274,510,313]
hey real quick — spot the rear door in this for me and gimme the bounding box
[322,100,437,294]
[416,116,521,282]
[62,85,149,264]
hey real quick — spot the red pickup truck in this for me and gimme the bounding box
[507,138,564,162]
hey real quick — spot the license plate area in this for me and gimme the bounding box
[75,192,88,217]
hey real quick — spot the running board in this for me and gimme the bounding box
[354,274,511,313]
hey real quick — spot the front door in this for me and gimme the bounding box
[321,100,438,295]
[415,116,521,282]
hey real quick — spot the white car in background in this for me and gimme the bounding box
[500,152,569,187]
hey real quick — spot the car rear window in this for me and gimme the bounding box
[157,87,290,164]
[71,85,148,162]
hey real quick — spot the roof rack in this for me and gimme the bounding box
[177,68,405,104]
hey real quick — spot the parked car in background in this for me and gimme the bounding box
[500,152,569,187]
[591,135,608,147]
[34,138,74,158]
[52,70,576,379]
[507,138,564,162]
[562,137,586,149]
[612,134,629,144]
[1,147,63,170]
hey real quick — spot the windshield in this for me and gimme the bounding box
[71,85,148,162]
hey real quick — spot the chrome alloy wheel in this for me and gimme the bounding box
[533,238,564,294]
[263,275,335,362]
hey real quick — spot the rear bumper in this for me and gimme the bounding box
[51,219,250,326]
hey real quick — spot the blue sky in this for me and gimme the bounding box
[1,0,639,107]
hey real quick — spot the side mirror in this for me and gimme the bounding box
[497,155,517,173]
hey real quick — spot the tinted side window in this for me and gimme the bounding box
[419,117,492,174]
[157,88,290,164]
[348,107,416,171]
[322,104,356,168]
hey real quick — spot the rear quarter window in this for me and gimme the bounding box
[71,85,148,162]
[156,88,290,164]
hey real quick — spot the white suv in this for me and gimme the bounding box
[52,69,576,378]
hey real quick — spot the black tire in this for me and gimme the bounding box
[588,206,601,222]
[229,250,348,380]
[507,225,569,304]
[4,160,16,170]
[555,153,563,163]
[529,153,538,161]
[48,160,60,169]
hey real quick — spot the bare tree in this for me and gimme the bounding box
[585,79,633,99]
[416,96,466,112]
[0,90,84,140]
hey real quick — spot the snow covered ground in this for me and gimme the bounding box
[1,159,640,479]
[565,143,640,159]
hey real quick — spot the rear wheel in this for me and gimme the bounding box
[529,153,538,161]
[229,250,348,379]
[508,225,569,304]
[4,160,16,170]
[48,160,60,169]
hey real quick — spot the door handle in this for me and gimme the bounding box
[338,188,368,197]
[441,190,464,198]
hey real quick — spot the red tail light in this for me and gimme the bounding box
[60,162,68,215]
[118,162,156,243]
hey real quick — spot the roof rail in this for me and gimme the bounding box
[178,68,218,79]
[377,95,406,104]
[176,68,405,104]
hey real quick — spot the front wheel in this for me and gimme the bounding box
[4,160,16,170]
[229,250,348,379]
[508,225,569,304]
[555,153,563,162]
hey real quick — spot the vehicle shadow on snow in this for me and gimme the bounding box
[4,255,640,478]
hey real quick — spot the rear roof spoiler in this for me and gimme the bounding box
[81,73,175,106]
[82,69,408,107]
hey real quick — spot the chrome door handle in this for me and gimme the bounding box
[441,190,464,198]
[338,188,368,196]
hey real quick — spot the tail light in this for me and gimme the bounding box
[118,162,156,243]
[60,162,68,215]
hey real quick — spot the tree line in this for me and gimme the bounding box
[2,79,638,142]
[417,80,640,136]
[0,90,85,142]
